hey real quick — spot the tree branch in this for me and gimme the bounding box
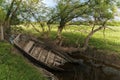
[4,0,16,21]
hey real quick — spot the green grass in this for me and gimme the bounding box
[0,42,47,80]
[14,24,120,53]
[47,25,120,53]
[63,25,120,53]
[107,21,120,26]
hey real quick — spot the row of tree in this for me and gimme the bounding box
[0,0,120,51]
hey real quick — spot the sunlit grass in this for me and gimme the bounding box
[15,24,120,53]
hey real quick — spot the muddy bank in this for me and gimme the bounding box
[53,48,120,80]
[53,61,120,80]
[12,34,120,80]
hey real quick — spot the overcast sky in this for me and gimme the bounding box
[43,0,56,7]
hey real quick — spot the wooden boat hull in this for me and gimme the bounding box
[13,34,67,71]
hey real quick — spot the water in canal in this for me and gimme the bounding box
[53,62,120,80]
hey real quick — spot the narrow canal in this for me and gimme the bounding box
[52,62,120,80]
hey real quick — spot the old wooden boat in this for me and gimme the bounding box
[13,34,73,71]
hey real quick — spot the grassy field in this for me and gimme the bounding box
[62,25,120,53]
[15,24,120,53]
[0,42,47,80]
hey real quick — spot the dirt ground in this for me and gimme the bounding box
[54,47,120,80]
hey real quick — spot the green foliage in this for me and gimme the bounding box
[0,42,47,80]
[49,0,89,25]
[0,0,46,25]
[86,0,117,24]
[116,0,120,7]
[0,0,3,3]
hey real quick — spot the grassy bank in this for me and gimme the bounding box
[0,42,47,80]
[14,24,120,53]
[62,25,120,53]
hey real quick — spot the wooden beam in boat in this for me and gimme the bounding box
[24,41,34,53]
[45,51,51,64]
[37,49,43,60]
[32,47,41,59]
[47,53,55,66]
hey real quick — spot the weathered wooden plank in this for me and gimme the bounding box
[32,47,41,58]
[53,62,61,66]
[24,41,34,53]
[45,51,51,63]
[39,50,48,62]
[13,34,21,48]
[53,56,62,66]
[13,34,21,43]
[55,56,63,63]
[40,55,46,62]
[37,49,43,60]
[47,53,55,66]
[53,56,66,66]
[30,46,36,55]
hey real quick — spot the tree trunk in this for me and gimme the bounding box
[55,26,64,46]
[40,23,45,33]
[47,24,51,32]
[46,24,51,37]
[82,26,104,51]
[3,21,11,40]
[0,24,4,40]
[10,0,22,20]
[30,23,41,33]
[4,0,16,21]
[57,26,64,39]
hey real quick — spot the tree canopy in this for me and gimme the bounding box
[0,0,119,50]
[47,0,118,49]
[48,0,90,39]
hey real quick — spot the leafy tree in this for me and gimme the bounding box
[81,0,117,51]
[0,0,23,40]
[0,0,45,40]
[47,8,58,32]
[19,0,49,36]
[49,0,90,40]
